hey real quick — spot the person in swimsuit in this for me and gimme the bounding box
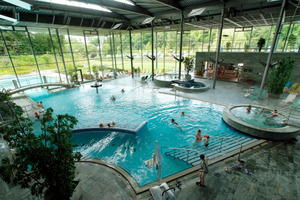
[246,105,251,113]
[195,129,202,142]
[197,154,209,186]
[34,111,42,120]
[99,123,104,127]
[171,118,182,130]
[204,135,210,147]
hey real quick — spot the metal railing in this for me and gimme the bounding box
[162,134,244,164]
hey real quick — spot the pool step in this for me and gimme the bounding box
[164,134,259,167]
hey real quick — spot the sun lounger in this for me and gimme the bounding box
[249,89,266,100]
[279,93,297,106]
[245,87,260,98]
[289,98,300,109]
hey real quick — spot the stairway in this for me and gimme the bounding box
[164,132,259,167]
[278,107,300,127]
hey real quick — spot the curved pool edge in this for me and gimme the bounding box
[222,105,300,140]
[76,139,267,195]
[72,121,147,134]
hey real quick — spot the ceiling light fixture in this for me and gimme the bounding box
[3,0,31,10]
[111,23,122,30]
[141,17,155,25]
[0,14,18,23]
[188,7,206,17]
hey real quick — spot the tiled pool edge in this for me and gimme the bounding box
[76,139,268,195]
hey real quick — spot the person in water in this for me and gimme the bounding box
[99,123,104,127]
[165,118,182,130]
[204,135,210,147]
[111,95,116,101]
[195,129,202,142]
[246,105,251,113]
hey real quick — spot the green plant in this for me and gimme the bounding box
[267,56,296,95]
[0,92,82,199]
[257,38,266,52]
[225,42,231,51]
[288,34,297,50]
[244,43,250,52]
[92,65,99,79]
[183,57,195,75]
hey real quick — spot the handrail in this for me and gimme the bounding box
[161,134,244,163]
[162,187,175,197]
[265,107,290,119]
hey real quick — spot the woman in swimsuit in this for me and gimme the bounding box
[197,154,209,186]
[195,129,202,142]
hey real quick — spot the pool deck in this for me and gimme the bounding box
[1,75,300,200]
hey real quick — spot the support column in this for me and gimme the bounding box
[202,30,204,51]
[83,31,92,80]
[56,29,69,84]
[109,33,115,73]
[67,29,76,75]
[212,5,225,89]
[151,21,154,80]
[248,27,253,50]
[208,28,212,51]
[260,0,287,90]
[120,33,124,71]
[97,32,104,77]
[265,26,273,50]
[163,32,166,70]
[129,26,134,78]
[26,27,42,83]
[231,29,236,52]
[141,33,143,71]
[49,28,62,83]
[178,11,184,79]
[112,32,118,72]
[283,23,295,52]
[0,30,21,87]
[156,32,158,70]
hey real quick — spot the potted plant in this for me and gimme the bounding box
[257,38,266,52]
[183,57,195,80]
[225,42,231,51]
[244,43,250,52]
[267,56,296,98]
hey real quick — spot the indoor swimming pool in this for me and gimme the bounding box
[25,77,257,186]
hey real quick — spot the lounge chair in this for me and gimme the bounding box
[289,98,300,109]
[249,89,267,100]
[279,93,297,106]
[245,87,260,98]
[289,86,300,93]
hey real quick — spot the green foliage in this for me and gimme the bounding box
[183,57,195,75]
[267,56,296,95]
[257,38,266,52]
[0,92,82,199]
[82,74,94,80]
[92,65,99,79]
[288,34,297,49]
[244,43,250,52]
[225,42,231,51]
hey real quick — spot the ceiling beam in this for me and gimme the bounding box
[152,0,183,11]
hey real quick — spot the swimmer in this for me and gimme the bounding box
[112,121,115,125]
[121,88,125,92]
[195,129,202,142]
[34,111,42,120]
[181,111,194,120]
[99,123,104,127]
[165,118,182,130]
[204,135,210,147]
[39,101,44,107]
[266,110,286,119]
[107,123,114,127]
[111,95,116,101]
[246,105,251,113]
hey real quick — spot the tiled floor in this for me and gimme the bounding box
[0,76,299,200]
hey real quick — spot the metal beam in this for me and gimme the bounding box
[129,26,134,78]
[212,5,225,89]
[151,21,154,81]
[97,32,104,78]
[178,11,184,79]
[242,16,255,26]
[56,29,69,84]
[260,0,288,90]
[67,29,76,75]
[83,30,92,80]
[259,13,268,25]
[48,28,62,83]
[152,0,183,10]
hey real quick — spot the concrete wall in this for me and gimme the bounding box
[196,52,300,84]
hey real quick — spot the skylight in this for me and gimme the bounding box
[3,0,31,10]
[37,0,111,12]
[188,7,206,17]
[114,0,135,6]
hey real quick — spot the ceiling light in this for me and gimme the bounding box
[111,23,122,30]
[141,17,155,25]
[188,7,206,17]
[114,0,135,6]
[3,0,31,10]
[224,18,243,27]
[165,26,170,29]
[267,0,282,2]
[0,14,18,23]
[36,0,111,12]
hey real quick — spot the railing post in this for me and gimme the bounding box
[187,150,189,165]
[220,138,223,149]
[238,144,242,161]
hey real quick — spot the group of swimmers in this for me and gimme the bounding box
[246,105,286,118]
[111,89,125,101]
[37,101,43,107]
[195,129,210,147]
[99,121,115,128]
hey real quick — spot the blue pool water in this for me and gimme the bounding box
[25,77,252,186]
[232,107,286,128]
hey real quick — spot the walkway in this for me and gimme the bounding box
[9,83,72,95]
[0,76,299,199]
